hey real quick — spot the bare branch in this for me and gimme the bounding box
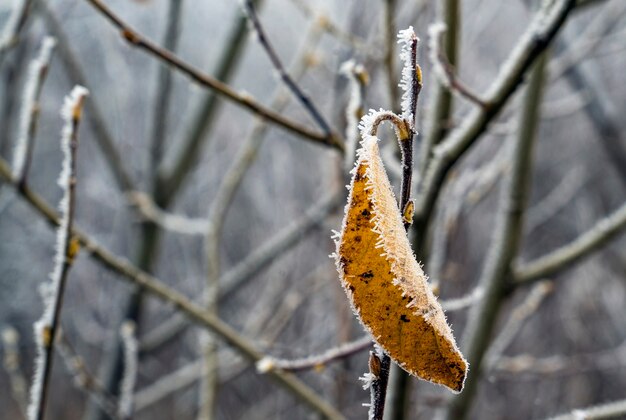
[427,22,486,107]
[82,0,342,150]
[28,86,88,420]
[38,1,135,192]
[415,0,576,225]
[0,157,344,420]
[444,49,549,420]
[514,201,626,284]
[56,332,120,420]
[2,327,28,417]
[485,281,553,369]
[12,36,55,187]
[257,336,372,373]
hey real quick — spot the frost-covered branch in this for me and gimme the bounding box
[397,26,421,128]
[0,154,344,419]
[362,346,391,420]
[514,200,626,284]
[118,322,138,420]
[127,191,210,236]
[257,336,372,373]
[12,36,56,187]
[415,0,576,225]
[428,23,485,107]
[341,60,368,169]
[28,85,88,420]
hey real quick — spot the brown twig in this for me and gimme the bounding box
[242,0,334,138]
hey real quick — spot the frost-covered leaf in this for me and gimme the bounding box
[334,136,467,392]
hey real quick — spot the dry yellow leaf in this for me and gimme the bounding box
[334,136,467,392]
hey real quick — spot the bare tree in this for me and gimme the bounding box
[0,0,625,419]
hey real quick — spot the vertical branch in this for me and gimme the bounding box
[341,60,368,170]
[383,0,398,110]
[444,51,549,420]
[0,0,32,64]
[37,2,135,192]
[197,23,326,419]
[56,333,120,420]
[28,85,88,420]
[419,0,459,178]
[148,0,184,183]
[158,0,261,203]
[117,322,138,420]
[2,327,28,417]
[12,36,56,188]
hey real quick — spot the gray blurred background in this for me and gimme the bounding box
[0,0,625,419]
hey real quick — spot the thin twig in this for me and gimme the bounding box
[419,0,460,182]
[287,0,376,57]
[118,322,137,420]
[138,189,341,353]
[514,200,626,284]
[383,0,398,110]
[56,332,120,420]
[83,0,342,150]
[136,268,327,411]
[257,336,372,373]
[0,0,32,64]
[148,0,184,183]
[28,86,88,420]
[242,0,334,138]
[2,327,28,417]
[440,287,485,312]
[484,280,553,369]
[340,60,368,170]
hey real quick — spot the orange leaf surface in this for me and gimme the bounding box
[334,136,467,392]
